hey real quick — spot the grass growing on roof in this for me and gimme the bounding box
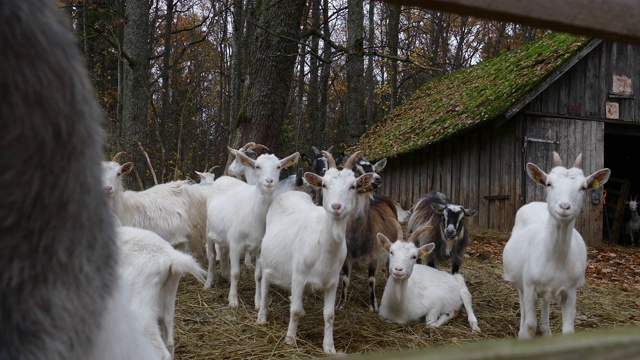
[351,33,591,160]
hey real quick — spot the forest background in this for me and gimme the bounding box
[61,0,545,187]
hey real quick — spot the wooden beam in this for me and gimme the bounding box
[386,0,640,45]
[350,325,640,360]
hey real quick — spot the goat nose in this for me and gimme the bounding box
[332,203,342,211]
[265,178,274,185]
[560,202,571,210]
[394,266,403,272]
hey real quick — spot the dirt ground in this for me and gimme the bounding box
[172,227,640,359]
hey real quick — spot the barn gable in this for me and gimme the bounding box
[352,33,640,245]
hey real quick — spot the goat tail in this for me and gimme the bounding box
[170,251,207,284]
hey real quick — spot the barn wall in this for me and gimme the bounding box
[379,118,524,234]
[527,42,640,123]
[379,115,605,245]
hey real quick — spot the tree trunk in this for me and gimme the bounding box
[346,0,365,146]
[365,0,375,127]
[387,2,401,112]
[235,0,305,151]
[307,0,321,148]
[317,0,332,147]
[159,0,173,181]
[122,0,151,187]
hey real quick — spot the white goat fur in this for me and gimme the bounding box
[204,151,300,307]
[102,161,207,252]
[502,152,610,339]
[256,161,376,354]
[377,232,481,331]
[625,197,640,245]
[116,226,207,359]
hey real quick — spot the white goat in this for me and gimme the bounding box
[625,195,640,246]
[0,1,155,358]
[502,152,610,339]
[204,150,300,307]
[256,152,376,354]
[377,229,481,331]
[227,142,270,184]
[102,160,207,253]
[116,226,206,359]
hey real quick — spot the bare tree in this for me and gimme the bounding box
[346,0,364,145]
[122,0,151,187]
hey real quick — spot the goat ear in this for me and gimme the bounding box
[356,173,376,193]
[526,163,547,186]
[236,151,256,168]
[377,233,393,251]
[465,208,479,217]
[120,162,134,175]
[280,152,300,169]
[374,158,387,172]
[304,172,323,188]
[418,243,435,258]
[586,168,611,190]
[430,203,446,213]
[227,146,238,156]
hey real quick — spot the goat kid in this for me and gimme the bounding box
[256,152,376,354]
[377,229,481,332]
[407,191,478,273]
[502,152,610,339]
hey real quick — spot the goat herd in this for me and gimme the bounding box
[1,1,613,359]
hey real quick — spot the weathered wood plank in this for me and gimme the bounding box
[351,325,640,360]
[384,0,640,45]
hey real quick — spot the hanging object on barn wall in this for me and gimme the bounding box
[606,102,619,119]
[612,74,633,96]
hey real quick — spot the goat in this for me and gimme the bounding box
[204,150,300,307]
[625,195,640,246]
[502,152,610,339]
[407,191,478,274]
[227,142,270,184]
[116,226,207,359]
[338,153,402,312]
[255,152,376,354]
[395,201,412,223]
[102,160,207,254]
[0,1,155,358]
[301,145,334,176]
[377,229,481,332]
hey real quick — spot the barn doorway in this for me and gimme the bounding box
[604,123,640,245]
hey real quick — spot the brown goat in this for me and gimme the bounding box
[339,192,403,312]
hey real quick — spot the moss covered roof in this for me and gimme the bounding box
[351,33,592,160]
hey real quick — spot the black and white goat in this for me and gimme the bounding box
[407,191,478,274]
[0,1,155,358]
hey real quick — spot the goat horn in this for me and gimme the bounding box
[322,150,336,169]
[312,146,320,155]
[112,151,127,162]
[343,151,362,170]
[573,153,583,169]
[326,145,334,154]
[552,151,562,167]
[407,225,433,245]
[208,165,220,172]
[249,143,270,153]
[241,142,256,151]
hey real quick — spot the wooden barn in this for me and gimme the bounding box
[352,32,640,246]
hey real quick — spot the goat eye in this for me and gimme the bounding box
[389,251,394,256]
[277,165,281,169]
[546,182,551,187]
[350,185,356,190]
[411,255,417,260]
[581,185,587,191]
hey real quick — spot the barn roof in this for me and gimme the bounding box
[351,33,600,160]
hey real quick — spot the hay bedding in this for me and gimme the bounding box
[174,227,640,359]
